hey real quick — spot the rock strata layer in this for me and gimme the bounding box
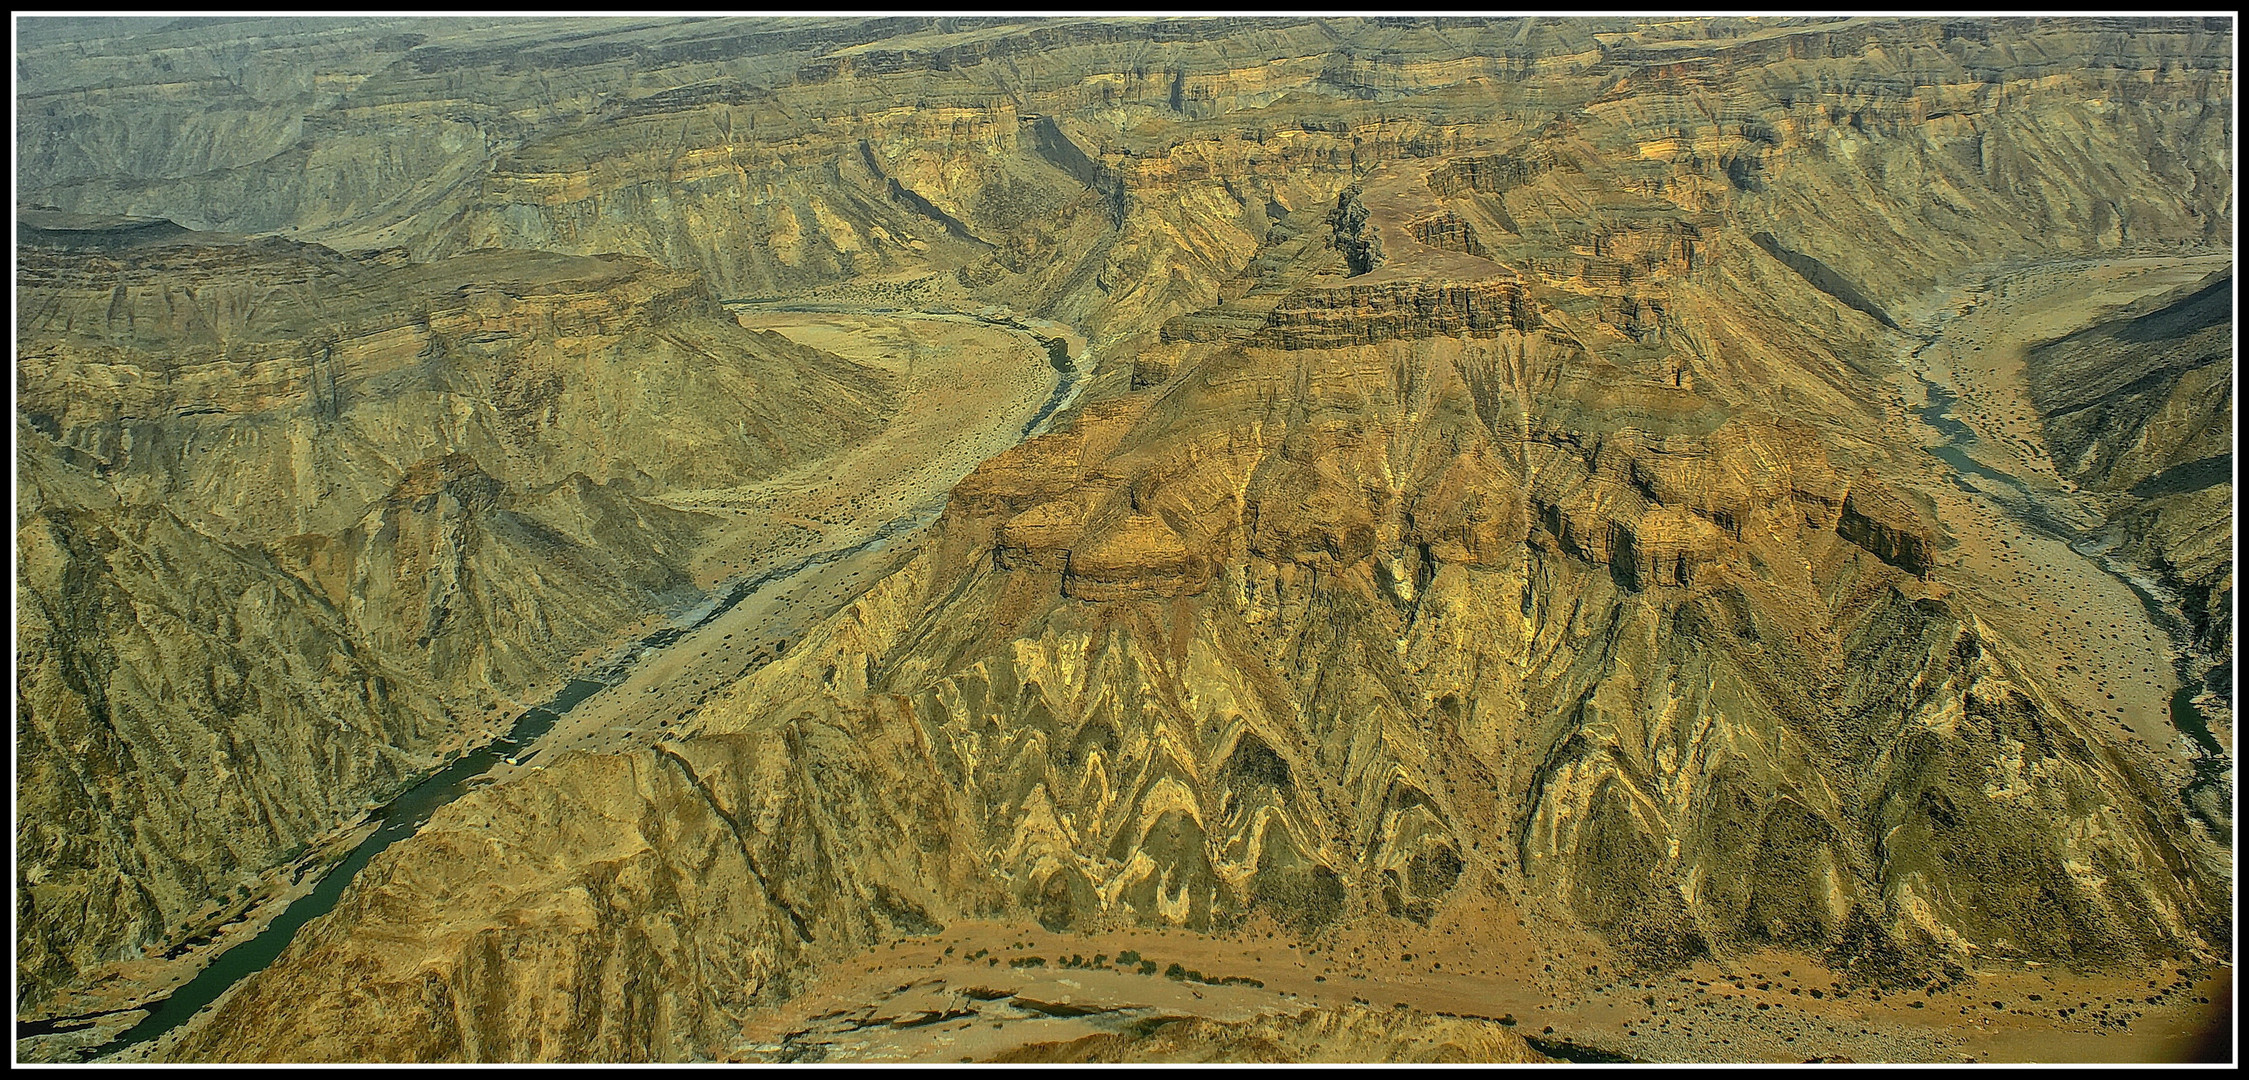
[15,218,891,1018]
[12,14,2234,1063]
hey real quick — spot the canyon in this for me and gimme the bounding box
[13,15,2235,1064]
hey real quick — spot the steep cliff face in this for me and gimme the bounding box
[16,14,2234,1063]
[14,218,893,1015]
[36,17,2224,360]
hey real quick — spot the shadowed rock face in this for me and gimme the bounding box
[2028,273,2235,663]
[14,14,2235,1062]
[1837,475,1938,578]
[14,225,892,1016]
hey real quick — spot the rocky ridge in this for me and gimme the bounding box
[13,14,2235,1063]
[2028,271,2234,670]
[15,215,892,1019]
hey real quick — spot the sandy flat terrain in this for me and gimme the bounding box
[729,915,2229,1063]
[1914,254,2230,495]
[1884,255,2233,787]
[673,309,1060,587]
[491,530,928,774]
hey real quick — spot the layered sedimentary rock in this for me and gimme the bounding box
[171,258,2229,1056]
[14,216,890,1015]
[32,17,2226,356]
[1261,280,1538,349]
[1836,474,1939,578]
[14,14,2235,1063]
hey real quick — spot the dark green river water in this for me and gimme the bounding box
[31,311,1094,1061]
[82,676,610,1057]
[1911,369,2230,844]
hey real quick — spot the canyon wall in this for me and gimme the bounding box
[15,14,2232,1061]
[15,215,891,1015]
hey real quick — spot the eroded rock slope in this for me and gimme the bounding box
[13,14,2233,1063]
[15,214,890,1015]
[2028,271,2234,677]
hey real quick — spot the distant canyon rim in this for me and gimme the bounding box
[11,14,2236,1064]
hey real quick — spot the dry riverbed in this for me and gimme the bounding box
[729,913,2229,1063]
[1883,254,2235,794]
[510,306,1077,767]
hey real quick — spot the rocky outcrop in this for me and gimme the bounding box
[2030,272,2232,494]
[14,225,893,1018]
[1837,474,1939,577]
[1406,212,1486,258]
[1528,415,1853,591]
[1261,281,1538,349]
[1425,149,1553,199]
[1326,186,1383,277]
[1062,512,1212,600]
[2028,271,2234,671]
[2112,486,2234,669]
[17,14,2235,1063]
[16,211,193,251]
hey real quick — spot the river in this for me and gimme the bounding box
[52,307,1090,1063]
[1905,285,2231,844]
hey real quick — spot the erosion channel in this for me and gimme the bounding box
[1900,257,2234,844]
[59,305,1089,1064]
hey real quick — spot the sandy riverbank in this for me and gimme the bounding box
[496,307,1074,769]
[1882,254,2234,790]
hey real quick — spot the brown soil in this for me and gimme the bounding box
[1885,254,2237,786]
[728,916,2231,1063]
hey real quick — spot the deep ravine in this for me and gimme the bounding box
[1903,276,2232,845]
[53,309,1089,1064]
